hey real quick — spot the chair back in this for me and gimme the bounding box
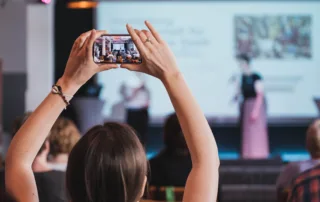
[147,186,184,202]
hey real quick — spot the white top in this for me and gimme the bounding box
[48,162,67,171]
[122,74,150,109]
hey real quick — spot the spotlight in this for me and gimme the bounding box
[67,0,98,9]
[41,0,51,4]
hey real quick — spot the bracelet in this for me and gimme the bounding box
[52,85,72,109]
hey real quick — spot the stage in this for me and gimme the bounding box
[146,123,310,162]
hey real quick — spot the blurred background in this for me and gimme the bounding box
[0,0,320,201]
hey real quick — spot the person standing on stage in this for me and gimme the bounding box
[120,72,150,145]
[233,54,269,159]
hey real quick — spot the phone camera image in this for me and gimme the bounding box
[93,35,142,64]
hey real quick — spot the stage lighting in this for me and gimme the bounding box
[41,0,51,4]
[67,0,98,9]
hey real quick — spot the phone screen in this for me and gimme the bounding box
[93,34,142,64]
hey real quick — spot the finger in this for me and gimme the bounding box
[120,63,141,72]
[126,24,148,56]
[137,30,153,51]
[98,64,118,72]
[145,20,163,44]
[70,30,92,55]
[141,30,158,46]
[76,30,92,49]
[82,30,107,55]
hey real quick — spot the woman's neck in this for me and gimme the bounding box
[243,69,252,75]
[50,154,69,164]
[32,156,51,172]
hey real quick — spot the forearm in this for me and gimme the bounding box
[253,93,263,114]
[6,79,78,167]
[162,72,219,166]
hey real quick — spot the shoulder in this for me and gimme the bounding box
[292,165,320,187]
[253,72,262,80]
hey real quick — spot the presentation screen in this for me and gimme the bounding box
[96,1,320,124]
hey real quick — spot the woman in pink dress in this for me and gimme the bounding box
[236,54,269,159]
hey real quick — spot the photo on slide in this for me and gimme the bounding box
[94,35,142,64]
[235,15,312,59]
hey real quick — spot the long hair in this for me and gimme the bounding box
[66,122,147,202]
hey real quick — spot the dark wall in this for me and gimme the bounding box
[54,0,95,127]
[54,0,94,81]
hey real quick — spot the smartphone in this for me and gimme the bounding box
[93,34,142,64]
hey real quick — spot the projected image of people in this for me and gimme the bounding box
[94,35,142,64]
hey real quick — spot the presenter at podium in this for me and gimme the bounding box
[232,54,269,159]
[120,72,150,145]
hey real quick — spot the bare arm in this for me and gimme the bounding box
[5,84,74,202]
[123,21,219,202]
[163,73,219,202]
[251,80,264,119]
[5,30,117,202]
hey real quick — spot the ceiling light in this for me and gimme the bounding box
[67,0,98,9]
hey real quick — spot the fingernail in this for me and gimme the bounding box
[127,24,132,28]
[145,20,149,23]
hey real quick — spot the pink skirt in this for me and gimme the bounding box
[240,98,269,159]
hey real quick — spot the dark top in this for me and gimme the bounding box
[34,171,67,202]
[149,150,192,186]
[0,170,66,202]
[149,150,222,201]
[241,73,262,99]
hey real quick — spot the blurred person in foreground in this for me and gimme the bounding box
[5,112,67,202]
[6,22,219,202]
[149,113,222,201]
[277,119,320,202]
[150,113,192,186]
[48,117,81,171]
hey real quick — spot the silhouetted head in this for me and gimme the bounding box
[163,113,188,155]
[306,119,320,159]
[237,53,251,72]
[66,122,147,202]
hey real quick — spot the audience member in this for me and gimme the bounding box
[276,119,320,200]
[5,112,67,202]
[33,140,67,202]
[287,164,320,202]
[48,117,81,171]
[6,23,219,202]
[150,113,191,186]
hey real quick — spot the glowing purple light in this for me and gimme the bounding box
[41,0,51,4]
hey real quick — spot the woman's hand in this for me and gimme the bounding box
[250,110,259,122]
[59,29,117,94]
[121,21,180,81]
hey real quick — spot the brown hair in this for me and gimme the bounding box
[66,122,147,202]
[48,117,81,156]
[306,119,320,158]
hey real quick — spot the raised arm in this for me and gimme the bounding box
[122,21,219,202]
[5,30,117,202]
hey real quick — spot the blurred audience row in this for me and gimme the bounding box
[1,113,217,202]
[2,113,320,201]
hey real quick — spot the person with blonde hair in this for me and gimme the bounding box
[276,119,320,201]
[48,117,81,171]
